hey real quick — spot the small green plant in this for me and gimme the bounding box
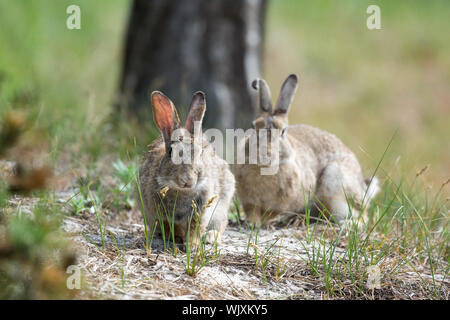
[67,180,107,249]
[296,170,449,299]
[274,240,289,281]
[245,208,271,256]
[0,194,76,299]
[112,159,136,210]
[70,194,90,215]
[111,232,126,289]
[258,238,280,283]
[229,199,242,228]
[73,181,106,248]
[132,170,155,251]
[153,187,179,256]
[183,201,219,277]
[68,174,103,216]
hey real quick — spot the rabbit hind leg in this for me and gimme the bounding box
[315,162,362,226]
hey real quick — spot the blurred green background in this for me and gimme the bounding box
[0,0,449,187]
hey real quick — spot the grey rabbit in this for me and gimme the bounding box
[234,74,380,226]
[139,91,235,245]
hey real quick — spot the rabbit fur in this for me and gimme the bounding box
[139,91,235,245]
[234,74,380,226]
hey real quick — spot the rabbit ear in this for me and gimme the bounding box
[151,91,181,145]
[274,74,298,115]
[185,91,206,134]
[252,78,273,113]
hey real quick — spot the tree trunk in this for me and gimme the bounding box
[117,0,267,131]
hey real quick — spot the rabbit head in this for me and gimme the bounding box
[151,91,207,191]
[250,74,299,162]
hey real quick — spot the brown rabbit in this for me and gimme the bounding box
[139,91,235,245]
[234,74,379,226]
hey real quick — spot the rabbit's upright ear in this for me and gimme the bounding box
[151,91,181,146]
[252,78,273,113]
[185,91,206,134]
[274,74,298,115]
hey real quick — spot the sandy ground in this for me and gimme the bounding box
[61,205,449,300]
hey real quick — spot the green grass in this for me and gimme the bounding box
[133,170,152,250]
[0,0,152,165]
[0,187,76,299]
[183,217,217,278]
[294,167,448,298]
[112,159,136,210]
[111,232,126,289]
[152,191,222,277]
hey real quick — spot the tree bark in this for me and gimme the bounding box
[117,0,267,131]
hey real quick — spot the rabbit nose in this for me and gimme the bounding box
[178,176,196,188]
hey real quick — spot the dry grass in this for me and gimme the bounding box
[1,152,448,300]
[60,199,448,300]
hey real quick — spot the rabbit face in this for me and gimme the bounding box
[250,114,290,162]
[158,128,205,190]
[151,91,207,191]
[252,113,287,131]
[249,75,299,165]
